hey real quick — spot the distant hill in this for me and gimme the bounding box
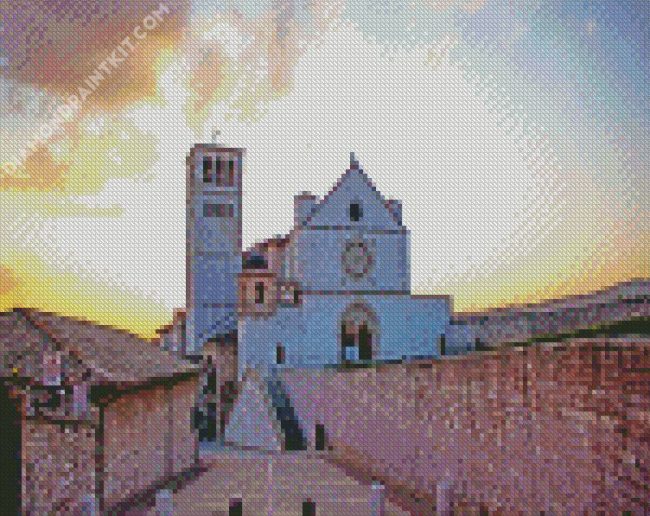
[446,279,649,353]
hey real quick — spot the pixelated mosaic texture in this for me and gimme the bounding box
[1,0,649,514]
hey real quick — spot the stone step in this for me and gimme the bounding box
[147,453,410,516]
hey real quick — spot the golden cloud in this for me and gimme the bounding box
[0,0,190,110]
[0,267,18,295]
[0,146,67,192]
[1,117,157,198]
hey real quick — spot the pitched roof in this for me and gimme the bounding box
[245,159,403,253]
[0,310,46,379]
[300,166,403,228]
[0,309,199,386]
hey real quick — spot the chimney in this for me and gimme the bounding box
[387,199,403,225]
[294,191,318,226]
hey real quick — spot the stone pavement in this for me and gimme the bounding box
[147,448,411,515]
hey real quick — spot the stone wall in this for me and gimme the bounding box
[103,384,168,509]
[281,339,650,513]
[200,339,238,439]
[22,418,96,514]
[102,377,198,511]
[171,379,199,472]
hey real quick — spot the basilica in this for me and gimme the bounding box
[180,143,450,379]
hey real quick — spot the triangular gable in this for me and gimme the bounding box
[301,166,402,229]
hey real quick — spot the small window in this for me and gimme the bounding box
[439,334,446,356]
[254,282,265,304]
[215,158,223,185]
[227,159,235,186]
[206,370,217,395]
[203,203,234,217]
[203,203,215,217]
[349,202,362,222]
[202,157,213,182]
[276,344,285,365]
[293,289,302,305]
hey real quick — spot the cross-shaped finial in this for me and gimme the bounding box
[350,151,359,169]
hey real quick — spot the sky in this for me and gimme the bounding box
[0,0,648,338]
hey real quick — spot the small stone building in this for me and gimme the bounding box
[0,308,200,514]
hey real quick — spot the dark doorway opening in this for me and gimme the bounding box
[340,305,378,364]
[358,324,372,361]
[228,497,242,516]
[0,385,22,514]
[303,499,316,516]
[315,423,326,451]
[206,402,217,441]
[341,322,374,362]
[439,334,446,356]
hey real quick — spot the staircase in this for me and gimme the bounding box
[266,378,307,451]
[148,450,412,515]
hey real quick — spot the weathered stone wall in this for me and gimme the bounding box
[281,339,650,513]
[102,377,198,511]
[171,378,199,472]
[22,418,96,514]
[103,384,168,509]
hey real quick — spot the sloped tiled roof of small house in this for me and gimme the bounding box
[0,309,199,385]
[0,310,46,379]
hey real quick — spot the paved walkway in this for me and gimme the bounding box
[148,448,410,515]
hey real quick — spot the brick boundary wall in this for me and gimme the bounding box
[102,377,199,512]
[281,338,650,513]
[22,418,97,514]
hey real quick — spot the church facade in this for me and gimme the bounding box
[184,143,450,379]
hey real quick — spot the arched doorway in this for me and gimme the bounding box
[340,303,379,363]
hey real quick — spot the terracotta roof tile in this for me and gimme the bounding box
[0,309,199,385]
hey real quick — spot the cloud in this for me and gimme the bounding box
[183,1,343,129]
[0,266,18,295]
[0,0,190,110]
[420,0,486,12]
[0,146,67,192]
[1,117,158,198]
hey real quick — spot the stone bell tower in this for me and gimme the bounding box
[185,139,243,356]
